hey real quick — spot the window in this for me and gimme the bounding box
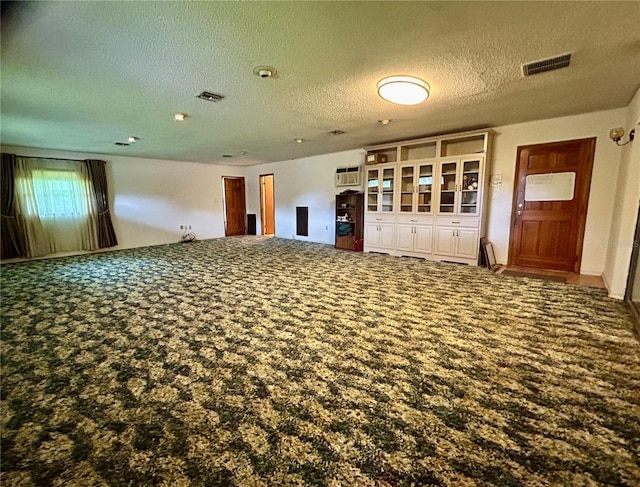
[14,158,97,256]
[17,169,90,219]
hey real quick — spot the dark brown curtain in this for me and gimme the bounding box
[1,153,25,259]
[84,159,118,249]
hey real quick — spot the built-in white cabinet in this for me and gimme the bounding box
[397,225,433,254]
[437,157,484,216]
[366,165,396,214]
[365,220,395,250]
[434,223,479,260]
[398,161,435,214]
[362,129,492,265]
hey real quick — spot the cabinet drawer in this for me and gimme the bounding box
[396,215,433,225]
[436,217,480,228]
[365,214,395,224]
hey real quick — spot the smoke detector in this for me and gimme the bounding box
[253,66,277,78]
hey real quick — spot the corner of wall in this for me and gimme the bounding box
[602,87,640,299]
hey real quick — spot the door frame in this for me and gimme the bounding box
[222,176,246,237]
[624,205,640,336]
[259,173,275,236]
[507,137,595,273]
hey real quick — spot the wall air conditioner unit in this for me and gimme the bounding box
[336,166,362,187]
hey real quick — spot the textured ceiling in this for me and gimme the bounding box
[1,1,639,165]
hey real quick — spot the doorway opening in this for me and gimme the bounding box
[222,176,246,236]
[260,174,275,236]
[508,137,595,273]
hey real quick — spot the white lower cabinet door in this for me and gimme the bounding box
[456,228,479,259]
[396,225,415,252]
[435,226,456,256]
[414,226,433,254]
[378,223,395,249]
[365,222,380,248]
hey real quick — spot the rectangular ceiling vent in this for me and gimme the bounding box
[197,91,225,102]
[522,53,571,77]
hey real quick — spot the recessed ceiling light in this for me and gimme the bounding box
[173,113,187,122]
[295,138,303,143]
[377,76,429,105]
[127,136,139,143]
[253,66,277,78]
[378,119,391,125]
[239,151,247,155]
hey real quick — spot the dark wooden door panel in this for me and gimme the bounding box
[508,138,595,273]
[224,177,246,236]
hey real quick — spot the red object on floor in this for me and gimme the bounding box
[354,238,363,252]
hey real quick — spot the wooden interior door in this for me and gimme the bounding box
[223,177,246,236]
[508,138,595,272]
[260,174,275,235]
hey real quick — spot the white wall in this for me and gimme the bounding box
[1,145,243,252]
[603,88,640,298]
[487,108,627,275]
[244,149,365,243]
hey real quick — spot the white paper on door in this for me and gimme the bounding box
[524,172,576,202]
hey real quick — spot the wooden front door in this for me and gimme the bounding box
[223,177,246,236]
[260,174,275,235]
[508,138,595,272]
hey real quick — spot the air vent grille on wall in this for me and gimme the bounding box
[197,91,225,102]
[522,53,571,76]
[336,166,362,187]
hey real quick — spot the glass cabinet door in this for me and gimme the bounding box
[438,161,458,213]
[366,168,380,212]
[399,165,414,213]
[417,163,433,213]
[381,167,395,212]
[460,159,481,215]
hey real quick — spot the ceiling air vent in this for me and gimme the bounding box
[522,53,571,77]
[197,91,225,102]
[329,130,345,135]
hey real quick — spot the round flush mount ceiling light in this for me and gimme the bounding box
[377,76,429,105]
[173,113,187,122]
